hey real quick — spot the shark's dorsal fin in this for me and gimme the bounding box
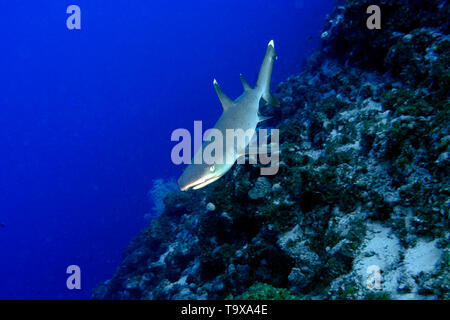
[240,74,253,91]
[213,79,233,111]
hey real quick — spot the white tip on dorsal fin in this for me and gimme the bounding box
[268,40,277,60]
[213,78,233,111]
[240,74,253,91]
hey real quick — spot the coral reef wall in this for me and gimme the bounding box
[93,0,449,300]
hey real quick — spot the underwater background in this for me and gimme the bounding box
[0,0,335,299]
[91,0,449,300]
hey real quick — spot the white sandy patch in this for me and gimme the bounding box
[404,239,442,276]
[353,223,402,292]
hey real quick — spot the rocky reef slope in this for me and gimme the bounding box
[93,0,449,300]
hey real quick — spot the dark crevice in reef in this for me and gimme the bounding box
[93,0,449,300]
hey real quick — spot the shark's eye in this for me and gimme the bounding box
[209,165,215,172]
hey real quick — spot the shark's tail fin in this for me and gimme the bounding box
[257,40,280,107]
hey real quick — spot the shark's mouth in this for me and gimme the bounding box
[192,175,222,190]
[180,173,224,191]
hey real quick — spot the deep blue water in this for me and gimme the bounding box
[0,0,334,299]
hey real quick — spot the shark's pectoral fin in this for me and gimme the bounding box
[240,74,253,91]
[244,139,279,156]
[237,153,258,164]
[213,79,233,111]
[238,141,279,165]
[262,92,280,107]
[258,113,272,122]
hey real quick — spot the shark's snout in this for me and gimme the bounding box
[177,175,190,192]
[177,163,228,191]
[177,165,204,191]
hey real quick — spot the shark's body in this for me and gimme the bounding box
[178,40,279,191]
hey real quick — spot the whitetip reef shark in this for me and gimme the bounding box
[178,40,280,191]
